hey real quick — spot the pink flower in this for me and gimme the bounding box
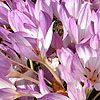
[72,44,100,90]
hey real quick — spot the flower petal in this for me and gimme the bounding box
[38,69,50,95]
[38,93,70,100]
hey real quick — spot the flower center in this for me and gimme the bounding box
[84,67,99,83]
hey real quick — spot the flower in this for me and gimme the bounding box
[72,44,100,90]
[1,0,100,99]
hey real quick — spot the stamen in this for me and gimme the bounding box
[97,74,99,78]
[84,74,87,78]
[93,80,96,82]
[32,48,40,56]
[89,78,92,80]
[93,69,96,73]
[84,67,99,83]
[85,67,91,72]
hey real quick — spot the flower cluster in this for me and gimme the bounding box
[0,0,100,100]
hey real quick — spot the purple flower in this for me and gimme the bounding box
[8,9,38,38]
[72,44,100,90]
[1,0,100,99]
[68,3,91,44]
[57,47,78,86]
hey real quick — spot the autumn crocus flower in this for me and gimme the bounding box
[7,0,53,38]
[0,0,63,88]
[0,9,53,61]
[68,2,91,44]
[8,14,53,61]
[57,1,91,45]
[1,0,100,99]
[8,7,62,87]
[72,44,100,90]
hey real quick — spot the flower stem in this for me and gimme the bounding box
[8,69,39,84]
[92,92,100,100]
[29,60,34,70]
[8,69,53,91]
[8,58,52,85]
[85,89,92,100]
[85,85,94,100]
[13,93,35,99]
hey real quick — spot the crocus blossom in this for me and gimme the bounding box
[72,44,100,90]
[0,0,100,100]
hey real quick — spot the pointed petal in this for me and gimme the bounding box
[0,26,10,40]
[94,82,100,91]
[13,42,39,61]
[0,74,15,90]
[8,10,37,37]
[59,2,70,39]
[35,0,53,20]
[78,3,91,29]
[57,47,73,72]
[0,52,11,76]
[44,22,54,52]
[65,0,81,18]
[39,11,52,38]
[69,18,78,44]
[51,32,63,49]
[90,11,98,34]
[38,69,50,95]
[0,88,15,99]
[90,34,99,49]
[76,44,97,65]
